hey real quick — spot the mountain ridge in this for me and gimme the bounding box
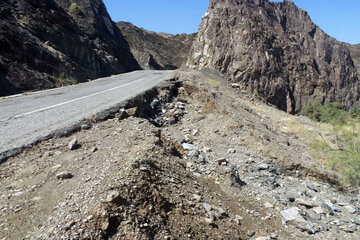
[0,0,140,96]
[186,0,359,112]
[116,21,196,70]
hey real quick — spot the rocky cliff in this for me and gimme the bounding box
[0,0,139,96]
[347,44,360,73]
[187,0,359,113]
[117,21,196,70]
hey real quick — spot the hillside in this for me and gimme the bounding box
[0,0,139,96]
[1,69,360,239]
[117,21,196,70]
[186,0,359,113]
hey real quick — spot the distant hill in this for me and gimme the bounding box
[0,0,139,96]
[117,21,196,70]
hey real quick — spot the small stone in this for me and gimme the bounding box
[270,233,278,239]
[56,171,73,179]
[286,194,296,202]
[264,202,274,208]
[227,148,236,153]
[186,162,194,168]
[235,215,243,225]
[323,202,340,215]
[182,143,198,151]
[216,158,228,166]
[192,129,199,136]
[126,107,138,117]
[247,230,256,237]
[257,163,269,171]
[116,109,129,120]
[81,123,91,130]
[52,164,62,170]
[205,213,215,224]
[65,220,75,230]
[68,138,78,150]
[256,237,269,240]
[12,191,24,197]
[281,207,312,232]
[203,147,212,152]
[313,206,325,214]
[101,221,109,231]
[344,205,356,214]
[203,203,212,214]
[42,151,53,158]
[14,207,22,213]
[105,191,120,203]
[192,194,201,202]
[306,182,319,192]
[91,147,98,153]
[340,225,356,233]
[296,199,315,208]
[231,83,241,88]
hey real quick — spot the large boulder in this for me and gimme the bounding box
[186,0,359,113]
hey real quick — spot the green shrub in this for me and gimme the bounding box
[300,102,350,125]
[300,102,360,186]
[69,2,83,15]
[56,72,78,87]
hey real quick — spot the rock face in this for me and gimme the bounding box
[347,44,360,73]
[187,0,359,112]
[117,21,196,70]
[0,0,139,96]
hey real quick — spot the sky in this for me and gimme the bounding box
[103,0,359,44]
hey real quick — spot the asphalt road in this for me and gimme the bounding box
[0,70,174,160]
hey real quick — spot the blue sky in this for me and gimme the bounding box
[103,0,359,44]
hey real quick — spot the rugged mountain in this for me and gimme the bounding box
[117,21,196,70]
[186,0,359,113]
[347,43,360,72]
[0,0,139,96]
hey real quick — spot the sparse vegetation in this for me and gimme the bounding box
[56,72,78,87]
[300,102,354,125]
[206,79,221,88]
[300,102,360,186]
[69,2,83,15]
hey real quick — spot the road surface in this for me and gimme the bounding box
[0,70,174,160]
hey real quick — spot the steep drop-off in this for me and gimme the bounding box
[117,21,196,70]
[187,0,359,113]
[0,0,140,96]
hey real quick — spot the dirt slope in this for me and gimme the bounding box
[0,70,359,240]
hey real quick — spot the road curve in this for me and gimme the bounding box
[0,70,175,161]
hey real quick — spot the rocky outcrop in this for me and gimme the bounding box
[0,0,139,96]
[187,0,359,112]
[347,44,360,73]
[117,21,196,70]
